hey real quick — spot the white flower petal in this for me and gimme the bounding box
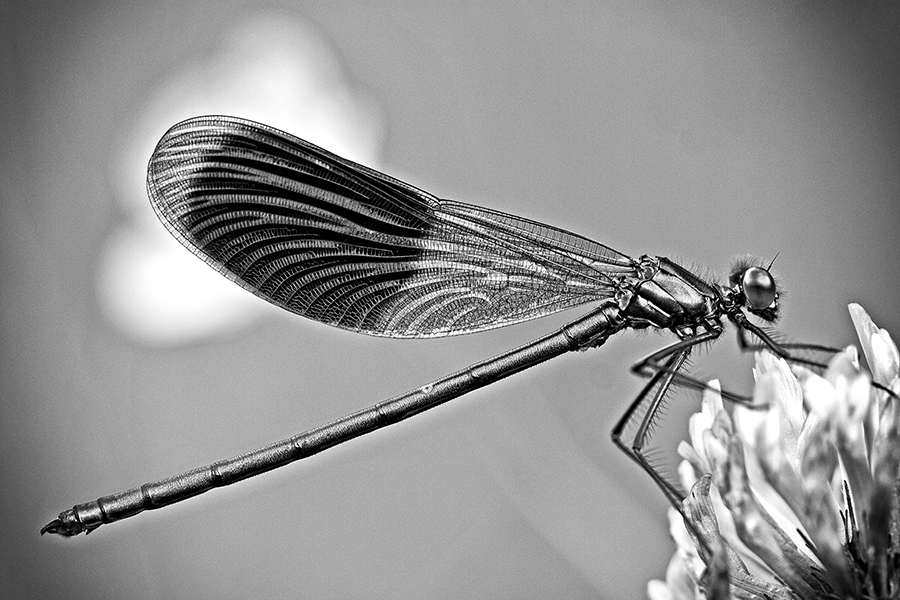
[870,331,900,389]
[686,382,724,472]
[850,303,900,389]
[718,433,827,599]
[647,579,676,600]
[649,509,706,600]
[742,353,804,470]
[677,445,703,491]
[682,476,796,600]
[654,305,900,600]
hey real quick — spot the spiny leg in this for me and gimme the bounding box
[630,329,753,406]
[611,330,727,508]
[735,318,838,370]
[611,331,749,566]
[611,327,772,507]
[614,317,899,575]
[612,349,690,507]
[613,322,839,505]
[617,320,899,508]
[736,318,899,401]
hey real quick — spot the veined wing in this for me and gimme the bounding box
[147,116,636,337]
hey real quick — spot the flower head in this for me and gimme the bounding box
[649,304,900,600]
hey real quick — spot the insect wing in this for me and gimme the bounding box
[147,116,635,337]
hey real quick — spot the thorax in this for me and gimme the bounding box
[616,256,722,337]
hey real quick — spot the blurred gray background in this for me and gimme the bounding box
[4,2,900,599]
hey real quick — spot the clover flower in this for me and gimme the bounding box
[649,304,900,600]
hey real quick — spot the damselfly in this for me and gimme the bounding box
[42,115,834,537]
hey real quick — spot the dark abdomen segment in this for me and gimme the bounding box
[41,303,627,537]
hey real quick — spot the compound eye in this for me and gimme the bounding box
[742,267,776,310]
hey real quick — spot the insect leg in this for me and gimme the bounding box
[611,331,721,507]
